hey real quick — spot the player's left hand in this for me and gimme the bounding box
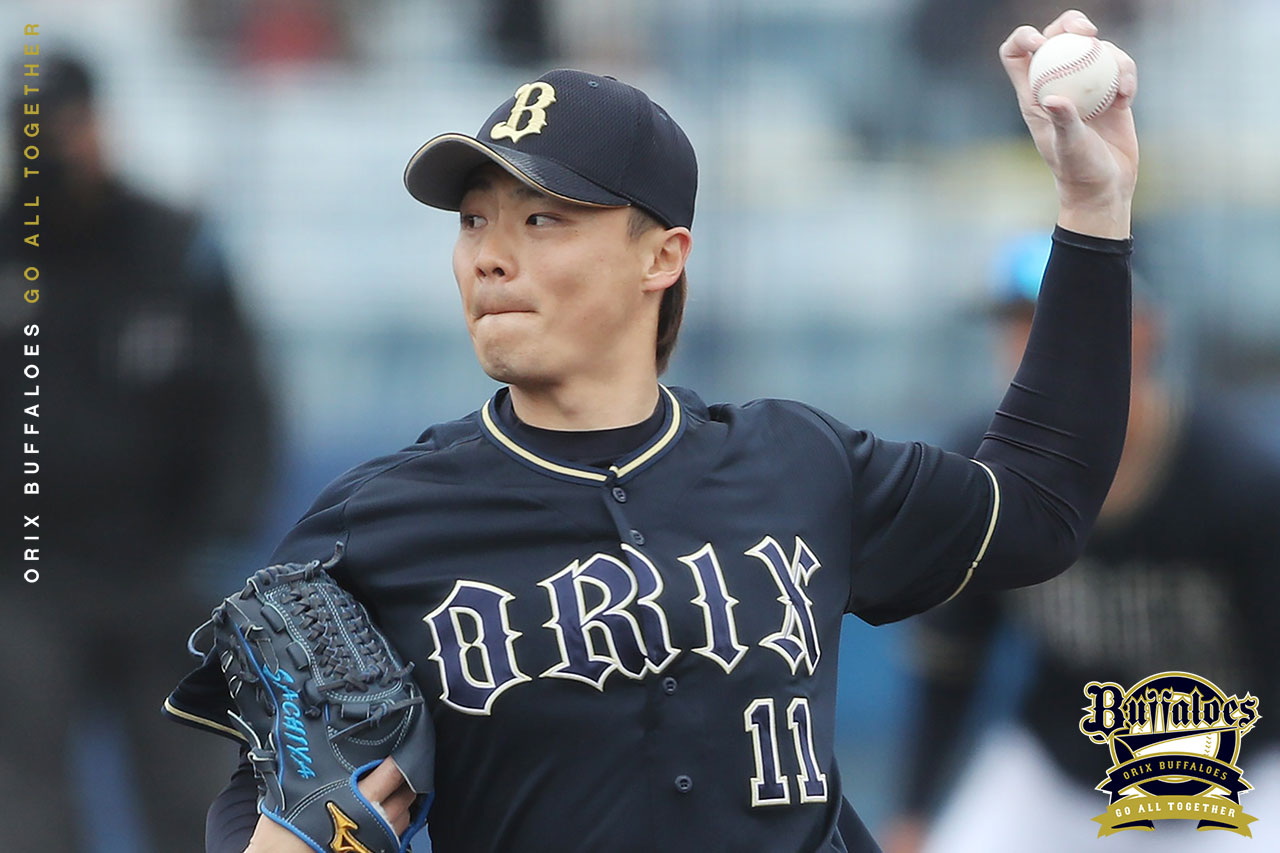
[1000,9,1138,238]
[245,760,415,851]
[204,556,434,852]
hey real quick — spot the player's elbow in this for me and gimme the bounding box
[969,470,1094,592]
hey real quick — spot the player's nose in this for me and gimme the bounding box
[473,223,516,281]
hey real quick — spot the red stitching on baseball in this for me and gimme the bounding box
[1031,38,1113,112]
[1031,39,1102,101]
[1083,75,1120,121]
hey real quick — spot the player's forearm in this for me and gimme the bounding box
[970,226,1131,590]
[1057,196,1131,240]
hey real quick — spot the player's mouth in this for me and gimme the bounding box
[476,309,534,320]
[473,299,535,320]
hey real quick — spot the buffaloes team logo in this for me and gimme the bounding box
[1080,671,1260,837]
[490,81,557,143]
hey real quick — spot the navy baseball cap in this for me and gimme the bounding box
[403,69,697,229]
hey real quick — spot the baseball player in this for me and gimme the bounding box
[168,10,1138,852]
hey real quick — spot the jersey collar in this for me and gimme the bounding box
[479,385,685,484]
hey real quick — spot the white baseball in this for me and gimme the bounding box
[1028,32,1120,121]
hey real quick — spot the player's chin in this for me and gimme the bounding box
[472,340,544,387]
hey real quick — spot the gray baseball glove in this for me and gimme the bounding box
[199,545,434,852]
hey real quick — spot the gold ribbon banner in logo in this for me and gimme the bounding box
[1092,795,1258,837]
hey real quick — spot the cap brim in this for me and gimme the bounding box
[404,133,630,212]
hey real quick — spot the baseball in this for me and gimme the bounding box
[1028,32,1120,121]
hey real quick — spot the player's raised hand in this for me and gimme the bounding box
[999,9,1138,238]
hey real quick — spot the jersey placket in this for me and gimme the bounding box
[600,473,695,849]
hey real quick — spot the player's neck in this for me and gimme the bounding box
[508,374,662,432]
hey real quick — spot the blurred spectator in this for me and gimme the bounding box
[910,0,1139,70]
[486,0,553,66]
[184,0,356,66]
[239,0,353,66]
[906,0,1139,142]
[885,233,1280,852]
[0,55,277,851]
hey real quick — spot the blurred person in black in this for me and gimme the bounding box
[0,56,277,851]
[486,0,552,65]
[885,235,1280,852]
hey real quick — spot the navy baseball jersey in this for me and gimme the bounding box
[172,230,1133,851]
[184,385,993,852]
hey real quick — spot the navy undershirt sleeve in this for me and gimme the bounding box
[967,226,1132,591]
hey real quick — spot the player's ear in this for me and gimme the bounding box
[641,227,692,294]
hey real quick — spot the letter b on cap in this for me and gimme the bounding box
[490,82,557,144]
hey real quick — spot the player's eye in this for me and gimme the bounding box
[460,213,485,229]
[526,213,558,227]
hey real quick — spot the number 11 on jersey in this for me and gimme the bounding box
[744,697,829,807]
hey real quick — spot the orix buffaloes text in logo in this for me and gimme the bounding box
[1079,671,1260,837]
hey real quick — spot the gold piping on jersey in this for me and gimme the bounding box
[480,385,683,483]
[489,81,557,144]
[942,459,1001,603]
[613,386,682,477]
[405,134,628,210]
[162,697,247,743]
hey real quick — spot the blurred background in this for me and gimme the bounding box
[2,0,1278,850]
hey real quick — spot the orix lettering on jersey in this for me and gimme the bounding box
[424,534,823,715]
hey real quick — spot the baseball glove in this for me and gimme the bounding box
[197,544,434,853]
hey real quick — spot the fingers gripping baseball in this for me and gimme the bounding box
[999,9,1139,233]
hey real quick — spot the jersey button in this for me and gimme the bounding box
[661,677,678,695]
[611,486,627,503]
[674,775,693,794]
[628,529,645,545]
